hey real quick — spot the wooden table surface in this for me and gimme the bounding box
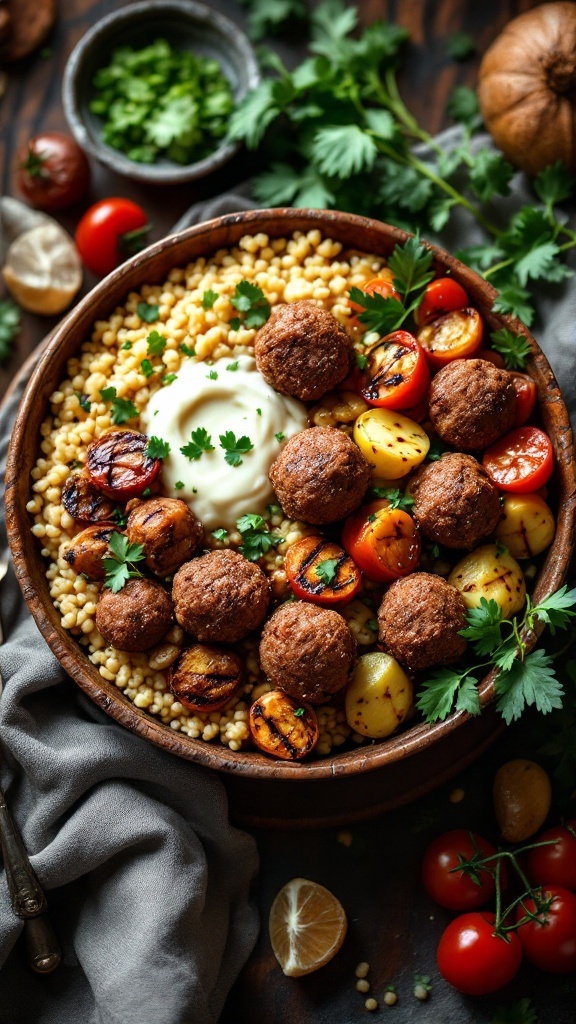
[1,1,575,1021]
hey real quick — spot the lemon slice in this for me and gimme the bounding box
[269,878,347,977]
[3,222,82,314]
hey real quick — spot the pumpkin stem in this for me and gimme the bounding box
[543,50,576,94]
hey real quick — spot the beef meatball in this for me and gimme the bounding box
[429,359,516,451]
[259,601,357,704]
[254,299,352,401]
[172,549,270,643]
[269,426,369,524]
[377,573,468,671]
[411,452,502,549]
[126,497,204,577]
[95,578,173,652]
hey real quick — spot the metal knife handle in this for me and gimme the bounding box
[0,788,47,918]
[25,913,62,974]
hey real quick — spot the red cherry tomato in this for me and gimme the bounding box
[477,348,506,369]
[510,372,538,427]
[341,499,420,583]
[417,307,483,370]
[75,198,150,277]
[437,912,522,995]
[360,330,430,411]
[422,830,504,911]
[16,132,90,211]
[414,277,469,327]
[482,426,554,493]
[527,823,576,892]
[284,536,362,607]
[348,273,400,330]
[515,885,576,973]
[86,430,161,500]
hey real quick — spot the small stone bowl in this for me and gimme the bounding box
[62,0,259,185]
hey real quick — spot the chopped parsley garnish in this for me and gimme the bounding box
[212,528,228,542]
[489,328,532,371]
[180,427,215,461]
[103,532,145,593]
[372,486,414,512]
[230,317,241,331]
[99,387,138,424]
[293,707,305,718]
[220,430,254,467]
[145,436,171,459]
[121,341,132,350]
[226,360,239,371]
[367,619,378,632]
[236,513,281,561]
[137,301,159,323]
[256,407,262,416]
[202,289,219,309]
[147,330,167,356]
[180,342,195,357]
[230,280,271,329]
[207,369,218,380]
[315,559,338,585]
[75,392,91,412]
[267,503,282,516]
[426,437,451,462]
[142,487,152,497]
[175,480,185,490]
[162,373,178,386]
[355,352,368,370]
[275,431,285,442]
[111,508,128,527]
[0,298,20,364]
[140,358,155,378]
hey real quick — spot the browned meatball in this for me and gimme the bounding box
[126,497,204,577]
[95,578,174,652]
[259,601,357,704]
[172,549,270,643]
[411,453,502,549]
[378,573,467,671]
[254,300,352,401]
[429,359,516,451]
[64,524,115,580]
[269,426,369,524]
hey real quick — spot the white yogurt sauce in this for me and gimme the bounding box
[140,355,309,531]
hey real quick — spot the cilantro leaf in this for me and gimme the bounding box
[312,124,378,179]
[446,86,483,133]
[147,330,166,356]
[459,598,503,656]
[416,669,479,723]
[227,79,280,149]
[348,288,407,335]
[238,0,308,41]
[492,998,538,1024]
[495,649,564,725]
[202,289,218,309]
[140,359,155,378]
[207,369,218,380]
[231,281,271,329]
[387,235,435,299]
[469,150,514,202]
[447,32,476,60]
[103,532,145,593]
[75,392,91,412]
[455,675,482,716]
[220,431,254,467]
[237,512,280,561]
[371,487,414,511]
[99,387,138,424]
[492,280,534,326]
[212,527,228,542]
[315,559,339,585]
[180,427,215,461]
[180,342,195,357]
[137,301,159,323]
[529,585,576,634]
[227,361,239,371]
[253,163,336,209]
[145,436,171,460]
[534,161,575,208]
[489,328,531,370]
[514,241,561,287]
[0,298,21,364]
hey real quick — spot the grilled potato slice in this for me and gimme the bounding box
[448,543,526,616]
[495,493,555,559]
[249,690,318,760]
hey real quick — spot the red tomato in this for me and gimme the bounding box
[341,499,420,583]
[477,348,506,369]
[360,330,430,410]
[437,912,522,995]
[417,308,483,370]
[510,372,538,427]
[16,132,90,211]
[422,830,503,911]
[348,273,400,330]
[482,426,554,493]
[527,823,576,892]
[414,277,469,327]
[284,536,361,607]
[515,886,576,973]
[86,430,161,500]
[75,198,150,277]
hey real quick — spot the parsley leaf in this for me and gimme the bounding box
[226,360,239,371]
[207,369,218,380]
[492,998,538,1024]
[0,298,21,364]
[99,387,138,424]
[162,373,178,386]
[315,559,339,585]
[219,431,254,466]
[103,532,145,593]
[180,342,195,357]
[111,508,128,528]
[447,32,475,61]
[237,0,308,41]
[137,301,159,323]
[490,328,531,370]
[534,161,575,208]
[371,487,414,511]
[212,528,228,542]
[237,513,280,561]
[75,392,91,412]
[140,358,155,378]
[174,481,184,490]
[312,124,378,179]
[446,86,483,133]
[495,648,565,725]
[388,235,435,299]
[459,598,503,656]
[348,288,407,336]
[416,669,480,723]
[145,436,170,460]
[275,431,285,442]
[469,150,514,202]
[527,585,576,634]
[231,280,271,329]
[202,289,218,309]
[147,330,166,356]
[492,281,534,326]
[180,427,215,461]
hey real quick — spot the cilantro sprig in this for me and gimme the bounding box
[103,533,146,593]
[349,236,434,334]
[490,328,532,371]
[230,281,271,329]
[219,431,254,467]
[237,513,281,561]
[180,428,215,461]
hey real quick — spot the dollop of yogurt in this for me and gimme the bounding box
[141,355,309,531]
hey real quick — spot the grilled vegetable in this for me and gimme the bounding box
[249,690,318,760]
[417,308,483,370]
[126,497,203,577]
[353,408,430,479]
[360,330,430,410]
[61,472,117,523]
[169,644,243,713]
[63,523,115,579]
[86,429,161,500]
[342,499,421,583]
[495,493,555,559]
[345,652,413,738]
[448,543,526,616]
[414,277,469,327]
[284,536,361,607]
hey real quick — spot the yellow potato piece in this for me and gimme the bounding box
[353,408,429,480]
[448,543,526,616]
[2,222,82,314]
[495,493,555,559]
[493,759,552,842]
[345,651,413,738]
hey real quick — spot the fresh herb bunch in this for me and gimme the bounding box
[103,532,146,593]
[416,587,576,726]
[229,0,576,325]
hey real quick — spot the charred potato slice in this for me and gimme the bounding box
[64,523,115,580]
[169,644,243,713]
[495,493,555,559]
[249,690,318,760]
[448,543,526,616]
[61,473,117,523]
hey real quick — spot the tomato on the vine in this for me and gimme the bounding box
[75,198,150,277]
[422,830,503,911]
[527,822,576,891]
[515,885,576,973]
[16,132,90,211]
[510,372,538,427]
[348,272,400,330]
[414,277,469,327]
[360,330,430,411]
[341,499,420,583]
[437,912,522,995]
[482,426,554,493]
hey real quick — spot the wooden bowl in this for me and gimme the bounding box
[5,210,576,821]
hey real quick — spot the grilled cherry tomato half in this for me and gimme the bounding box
[417,307,483,370]
[75,198,150,277]
[16,132,90,211]
[348,272,400,330]
[422,830,505,911]
[482,426,554,493]
[86,429,161,500]
[169,644,243,713]
[284,536,361,607]
[61,473,117,523]
[437,912,522,995]
[510,372,538,427]
[527,822,576,891]
[341,499,421,583]
[515,885,576,973]
[64,523,115,580]
[414,277,469,327]
[249,690,318,760]
[360,330,430,411]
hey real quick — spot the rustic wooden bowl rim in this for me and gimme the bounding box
[5,208,576,781]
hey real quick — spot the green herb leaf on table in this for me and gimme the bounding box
[492,998,538,1024]
[315,559,338,585]
[147,330,167,356]
[220,431,254,467]
[0,298,20,364]
[99,387,138,424]
[238,0,308,42]
[137,301,160,323]
[534,161,575,209]
[446,86,483,133]
[489,328,531,371]
[103,532,145,593]
[180,427,215,461]
[446,32,476,61]
[230,281,271,329]
[237,513,281,561]
[145,436,171,460]
[312,124,378,179]
[469,150,514,202]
